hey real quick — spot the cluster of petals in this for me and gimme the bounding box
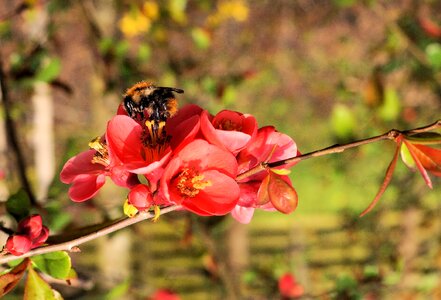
[60,102,299,222]
[5,215,49,256]
[278,273,304,298]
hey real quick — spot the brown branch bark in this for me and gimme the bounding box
[0,205,181,264]
[0,55,38,206]
[236,120,441,181]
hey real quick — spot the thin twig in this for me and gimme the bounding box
[0,205,180,264]
[236,120,441,181]
[0,56,38,206]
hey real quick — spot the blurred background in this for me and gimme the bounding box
[0,0,440,299]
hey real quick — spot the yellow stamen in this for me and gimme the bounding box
[123,199,139,218]
[176,168,212,198]
[89,137,110,166]
[152,205,161,222]
[217,119,242,131]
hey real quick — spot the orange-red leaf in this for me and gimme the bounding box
[402,140,441,188]
[268,172,298,214]
[411,143,441,176]
[256,174,271,206]
[360,144,401,217]
[0,258,30,297]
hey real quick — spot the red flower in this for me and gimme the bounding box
[5,215,49,256]
[5,235,32,256]
[278,273,304,299]
[201,109,257,154]
[149,289,180,300]
[60,138,138,202]
[233,126,299,223]
[106,104,202,174]
[160,139,240,216]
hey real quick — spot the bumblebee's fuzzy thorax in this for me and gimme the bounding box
[123,82,183,123]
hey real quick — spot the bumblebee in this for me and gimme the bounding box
[123,81,183,123]
[123,82,184,146]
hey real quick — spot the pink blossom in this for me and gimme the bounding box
[233,126,299,223]
[60,139,138,202]
[5,215,49,256]
[278,273,304,298]
[200,109,257,154]
[160,139,240,216]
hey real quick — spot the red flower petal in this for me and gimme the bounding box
[68,173,107,202]
[60,150,105,183]
[201,110,257,154]
[231,205,255,224]
[18,215,43,240]
[181,170,239,215]
[106,115,145,166]
[166,104,202,150]
[31,226,49,248]
[128,184,153,210]
[5,235,32,256]
[176,139,238,177]
[278,273,304,298]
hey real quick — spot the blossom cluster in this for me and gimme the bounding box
[5,215,49,256]
[60,103,299,223]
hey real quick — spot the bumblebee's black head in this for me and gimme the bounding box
[123,82,183,121]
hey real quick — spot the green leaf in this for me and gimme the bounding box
[7,258,24,268]
[221,85,237,106]
[98,37,114,55]
[333,0,356,7]
[103,278,130,300]
[31,251,72,280]
[24,268,59,300]
[379,87,401,121]
[137,43,151,61]
[191,27,211,49]
[35,58,61,82]
[404,132,441,145]
[115,40,130,59]
[6,189,31,221]
[331,104,355,140]
[426,43,441,70]
[400,142,415,169]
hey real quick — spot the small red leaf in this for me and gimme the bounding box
[360,144,401,217]
[411,143,441,176]
[268,172,298,214]
[402,140,440,188]
[256,174,271,205]
[0,258,30,296]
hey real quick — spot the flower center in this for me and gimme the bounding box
[141,120,170,162]
[89,137,110,166]
[176,168,212,198]
[215,118,242,131]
